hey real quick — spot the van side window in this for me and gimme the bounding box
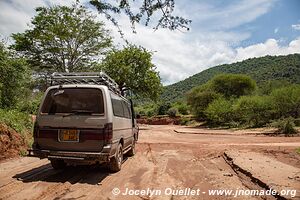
[111,99,124,117]
[122,101,131,119]
[111,93,132,119]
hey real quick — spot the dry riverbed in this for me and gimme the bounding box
[0,125,299,200]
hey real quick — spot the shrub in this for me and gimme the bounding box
[179,116,190,125]
[135,103,158,117]
[234,95,275,127]
[210,74,256,98]
[167,108,178,118]
[172,101,189,115]
[205,97,235,125]
[297,148,300,154]
[258,80,291,95]
[146,110,155,117]
[187,88,221,119]
[17,92,43,114]
[269,117,298,135]
[158,102,171,115]
[271,85,300,118]
[0,42,31,109]
[0,109,33,135]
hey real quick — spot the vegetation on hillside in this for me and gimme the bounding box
[162,54,300,102]
[187,74,300,133]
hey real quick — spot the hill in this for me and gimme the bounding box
[161,54,300,102]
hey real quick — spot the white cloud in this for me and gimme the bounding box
[0,0,76,38]
[292,24,300,30]
[274,27,279,33]
[183,0,275,31]
[96,0,292,85]
[234,38,300,62]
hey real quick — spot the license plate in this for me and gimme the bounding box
[60,130,79,142]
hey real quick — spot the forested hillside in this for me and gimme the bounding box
[161,54,300,102]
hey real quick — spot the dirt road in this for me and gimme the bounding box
[0,125,299,200]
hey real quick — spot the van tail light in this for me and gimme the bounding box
[33,122,39,138]
[104,123,113,143]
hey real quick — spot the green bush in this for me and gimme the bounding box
[271,85,300,118]
[167,108,178,117]
[0,109,33,135]
[135,103,158,117]
[297,147,300,154]
[187,88,221,118]
[269,117,298,135]
[179,116,190,125]
[172,101,189,115]
[210,74,256,98]
[17,92,43,114]
[0,42,31,109]
[187,74,257,120]
[157,102,171,115]
[258,80,291,95]
[146,109,155,117]
[205,97,235,125]
[234,95,275,127]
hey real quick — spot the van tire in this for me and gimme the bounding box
[109,143,123,172]
[50,159,66,169]
[127,139,136,157]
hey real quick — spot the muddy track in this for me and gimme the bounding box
[0,125,299,200]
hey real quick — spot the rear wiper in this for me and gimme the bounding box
[62,110,93,117]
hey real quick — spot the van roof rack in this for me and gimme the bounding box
[50,72,121,94]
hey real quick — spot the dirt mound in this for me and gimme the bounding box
[137,117,180,125]
[0,123,27,161]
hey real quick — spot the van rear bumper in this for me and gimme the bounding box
[28,149,111,162]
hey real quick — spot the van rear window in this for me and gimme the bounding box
[41,88,104,114]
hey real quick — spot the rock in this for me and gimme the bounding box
[223,173,233,177]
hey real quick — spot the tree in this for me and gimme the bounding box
[12,3,112,72]
[258,80,291,95]
[205,97,234,125]
[187,74,257,119]
[95,45,162,100]
[187,84,221,118]
[158,102,171,115]
[271,85,300,118]
[210,74,256,98]
[234,95,274,127]
[90,0,191,32]
[0,42,31,108]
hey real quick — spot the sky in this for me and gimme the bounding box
[0,0,300,85]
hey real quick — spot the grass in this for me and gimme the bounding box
[297,147,300,155]
[0,109,33,134]
[0,108,33,148]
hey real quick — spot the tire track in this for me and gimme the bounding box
[0,164,52,190]
[0,159,49,188]
[31,168,89,200]
[0,166,62,199]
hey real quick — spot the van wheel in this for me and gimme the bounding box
[50,159,66,169]
[127,139,136,157]
[109,143,123,172]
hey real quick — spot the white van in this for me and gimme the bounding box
[29,72,139,172]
